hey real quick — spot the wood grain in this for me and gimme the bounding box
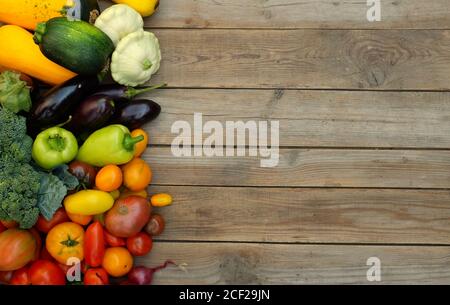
[147,29,450,90]
[144,89,450,148]
[144,147,450,188]
[138,242,450,284]
[100,0,450,30]
[148,186,450,245]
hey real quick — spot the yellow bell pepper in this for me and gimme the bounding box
[112,0,159,17]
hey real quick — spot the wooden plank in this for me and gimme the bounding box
[148,186,450,245]
[100,0,450,30]
[144,148,450,188]
[147,29,450,90]
[138,242,450,284]
[144,89,450,148]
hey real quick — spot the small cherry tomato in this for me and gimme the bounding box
[150,193,173,207]
[36,208,69,233]
[126,232,153,256]
[102,247,133,277]
[104,230,126,247]
[131,129,149,157]
[67,212,93,226]
[145,214,165,236]
[84,268,110,285]
[29,260,66,285]
[122,158,152,191]
[0,220,18,229]
[10,267,30,285]
[96,165,123,192]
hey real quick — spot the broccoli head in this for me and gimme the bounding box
[0,162,41,229]
[0,107,27,152]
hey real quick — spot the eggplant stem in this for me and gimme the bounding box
[126,83,167,99]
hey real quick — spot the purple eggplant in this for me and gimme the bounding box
[28,75,100,131]
[91,83,166,99]
[66,95,116,134]
[111,99,161,130]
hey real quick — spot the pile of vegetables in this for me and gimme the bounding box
[0,1,177,285]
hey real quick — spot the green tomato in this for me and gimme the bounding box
[32,127,78,170]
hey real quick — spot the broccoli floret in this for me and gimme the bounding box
[8,135,33,163]
[0,162,41,229]
[0,107,27,151]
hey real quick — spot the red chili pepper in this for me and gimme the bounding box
[84,222,105,267]
[104,229,126,247]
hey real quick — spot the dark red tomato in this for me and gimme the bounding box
[68,161,97,189]
[0,271,13,284]
[35,208,69,233]
[126,232,153,256]
[29,228,42,261]
[104,230,126,247]
[0,220,18,229]
[145,214,165,236]
[84,268,109,285]
[84,222,105,267]
[10,267,30,285]
[0,222,6,234]
[29,260,66,285]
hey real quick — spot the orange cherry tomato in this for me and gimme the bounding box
[102,247,133,277]
[131,129,149,157]
[150,193,173,207]
[67,212,93,226]
[84,268,109,285]
[122,158,152,192]
[95,165,123,192]
[46,222,84,265]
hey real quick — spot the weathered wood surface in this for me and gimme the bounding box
[148,186,450,245]
[144,148,450,188]
[146,29,450,90]
[138,242,450,284]
[100,0,450,30]
[144,89,450,148]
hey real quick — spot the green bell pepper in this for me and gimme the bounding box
[32,127,78,170]
[77,125,144,167]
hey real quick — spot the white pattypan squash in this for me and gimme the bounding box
[94,4,144,46]
[111,30,162,86]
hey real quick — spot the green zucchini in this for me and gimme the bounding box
[33,17,115,75]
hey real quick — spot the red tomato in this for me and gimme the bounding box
[104,230,126,247]
[40,247,55,262]
[29,260,66,285]
[0,220,18,229]
[84,222,105,267]
[35,208,69,233]
[84,268,109,285]
[29,228,42,261]
[126,232,153,256]
[10,267,30,285]
[0,222,6,234]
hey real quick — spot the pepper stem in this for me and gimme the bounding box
[123,134,144,151]
[126,83,167,99]
[33,22,47,45]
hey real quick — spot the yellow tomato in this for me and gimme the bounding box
[46,222,84,265]
[102,247,133,277]
[95,165,123,192]
[64,190,114,216]
[67,212,93,226]
[131,129,149,157]
[150,193,173,207]
[122,158,152,191]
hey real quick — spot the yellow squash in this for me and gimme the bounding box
[0,0,70,30]
[0,25,76,85]
[112,0,159,17]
